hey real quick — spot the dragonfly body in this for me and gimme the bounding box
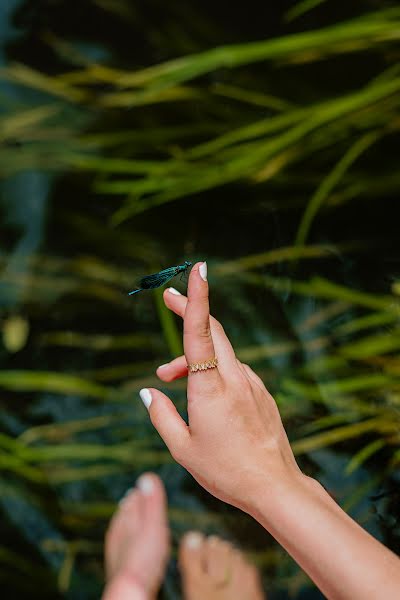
[128,261,192,295]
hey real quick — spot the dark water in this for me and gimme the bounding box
[1,1,399,598]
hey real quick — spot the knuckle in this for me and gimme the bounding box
[233,362,252,384]
[197,325,212,339]
[240,362,255,380]
[186,323,211,339]
[236,358,248,373]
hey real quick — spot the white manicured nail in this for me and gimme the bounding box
[185,531,203,549]
[199,261,207,281]
[137,474,154,495]
[139,388,152,409]
[168,287,181,295]
[158,363,169,369]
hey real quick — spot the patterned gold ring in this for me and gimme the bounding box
[187,356,218,373]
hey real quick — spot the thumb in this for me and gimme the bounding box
[139,388,190,461]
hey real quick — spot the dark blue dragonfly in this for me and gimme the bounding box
[128,261,192,295]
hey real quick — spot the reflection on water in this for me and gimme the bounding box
[1,1,399,598]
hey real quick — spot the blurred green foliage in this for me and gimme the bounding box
[1,0,399,598]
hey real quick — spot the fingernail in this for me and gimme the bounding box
[184,531,203,549]
[137,474,154,496]
[157,363,169,369]
[199,261,207,281]
[139,388,152,409]
[168,287,181,295]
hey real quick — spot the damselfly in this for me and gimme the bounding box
[128,261,192,295]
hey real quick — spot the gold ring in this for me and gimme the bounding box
[187,356,218,373]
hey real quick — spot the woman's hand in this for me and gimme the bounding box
[139,262,400,599]
[140,262,303,513]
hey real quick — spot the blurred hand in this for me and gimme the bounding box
[140,262,303,513]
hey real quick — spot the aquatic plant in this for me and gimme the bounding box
[1,1,399,597]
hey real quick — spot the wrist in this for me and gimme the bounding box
[247,470,323,526]
[247,470,400,600]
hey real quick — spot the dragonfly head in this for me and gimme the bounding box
[184,261,192,268]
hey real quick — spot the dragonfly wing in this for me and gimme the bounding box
[140,267,178,289]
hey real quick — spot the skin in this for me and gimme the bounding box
[141,262,400,600]
[179,532,265,600]
[103,474,170,600]
[104,473,265,600]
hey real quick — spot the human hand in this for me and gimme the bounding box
[140,262,303,513]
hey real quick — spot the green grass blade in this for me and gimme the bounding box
[0,371,111,400]
[215,244,349,275]
[259,275,400,314]
[295,131,380,247]
[154,288,183,357]
[285,0,328,22]
[339,330,400,359]
[292,417,393,455]
[345,439,386,474]
[112,10,400,90]
[335,312,399,336]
